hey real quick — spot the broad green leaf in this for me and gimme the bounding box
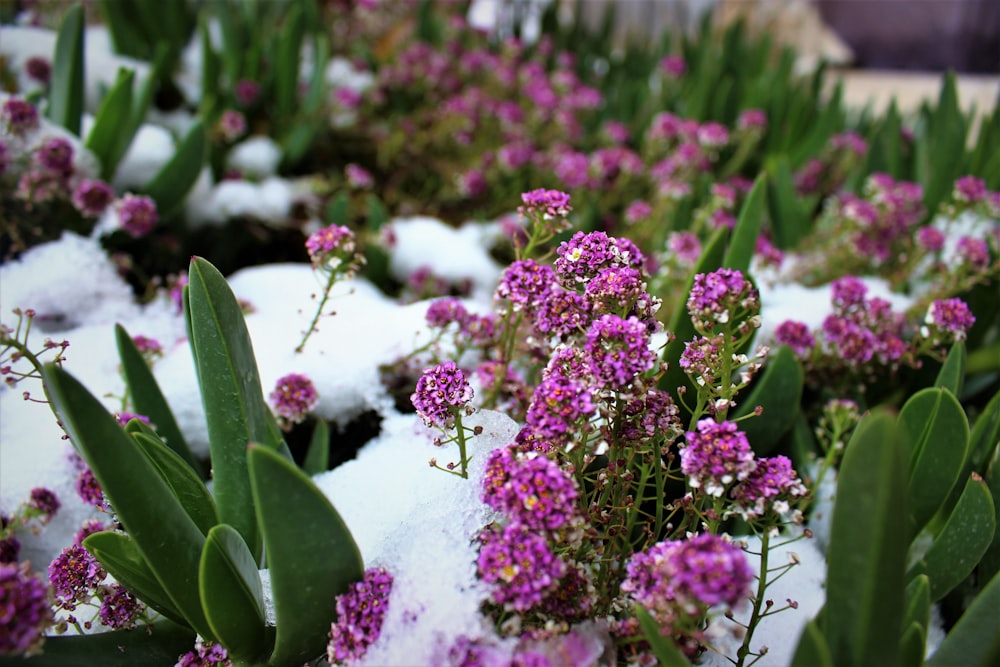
[366,194,389,230]
[9,619,194,666]
[42,365,215,641]
[248,445,364,666]
[325,192,350,225]
[275,4,305,118]
[766,157,806,249]
[926,570,1000,667]
[824,410,906,667]
[901,574,930,642]
[187,257,280,563]
[115,324,202,476]
[980,455,1000,583]
[898,621,926,667]
[969,389,1000,471]
[47,3,85,135]
[132,432,218,536]
[933,341,966,396]
[791,619,833,667]
[924,72,968,216]
[85,68,135,181]
[907,474,995,601]
[100,0,151,60]
[83,531,186,626]
[899,388,969,535]
[199,525,271,661]
[635,606,689,666]
[143,120,206,218]
[722,173,766,272]
[731,345,804,455]
[303,419,330,475]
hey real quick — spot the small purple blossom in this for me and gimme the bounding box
[345,163,374,189]
[411,361,473,429]
[660,54,686,78]
[956,236,990,269]
[481,448,580,531]
[98,583,142,630]
[737,109,767,131]
[524,370,595,445]
[624,199,652,225]
[0,535,20,564]
[116,412,151,427]
[234,79,260,106]
[584,314,655,389]
[74,467,105,509]
[327,567,393,665]
[117,194,158,238]
[954,175,987,203]
[176,639,231,666]
[216,109,246,142]
[533,288,590,339]
[495,260,555,313]
[697,122,729,148]
[680,419,756,496]
[731,455,808,520]
[35,138,74,175]
[26,488,59,523]
[555,231,644,286]
[0,561,53,655]
[73,520,106,547]
[668,231,702,265]
[24,57,51,85]
[917,226,946,252]
[774,320,816,357]
[925,298,976,342]
[519,188,572,220]
[2,98,39,135]
[425,298,469,329]
[687,268,759,331]
[269,373,319,424]
[305,224,359,273]
[477,523,566,612]
[48,544,105,606]
[71,179,114,217]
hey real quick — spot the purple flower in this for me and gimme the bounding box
[524,370,595,445]
[925,298,976,342]
[35,138,74,175]
[327,567,393,664]
[116,412,151,427]
[916,226,946,252]
[555,231,644,286]
[75,466,105,509]
[519,188,572,220]
[425,298,469,329]
[830,276,868,312]
[495,260,555,314]
[619,388,681,445]
[533,289,590,339]
[71,179,114,217]
[2,98,39,135]
[234,79,260,106]
[25,57,51,85]
[737,109,767,131]
[481,448,580,531]
[48,544,105,605]
[584,314,655,389]
[660,54,686,78]
[697,122,729,148]
[269,373,319,424]
[680,419,755,496]
[345,163,374,189]
[477,523,566,612]
[731,455,808,520]
[0,561,53,655]
[216,109,246,142]
[98,583,142,630]
[954,175,987,203]
[176,639,231,666]
[622,533,752,615]
[831,131,867,158]
[27,488,59,523]
[774,320,815,357]
[0,534,20,564]
[687,268,759,331]
[117,194,158,238]
[305,224,359,273]
[822,315,877,365]
[624,200,652,225]
[956,236,990,269]
[679,334,725,388]
[410,362,473,428]
[667,231,702,265]
[73,520,106,547]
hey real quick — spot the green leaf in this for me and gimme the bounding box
[969,389,1000,471]
[143,120,206,219]
[303,419,330,476]
[934,341,966,396]
[8,619,194,666]
[47,3,85,135]
[899,388,970,536]
[791,619,833,667]
[85,68,135,181]
[926,570,1000,667]
[898,621,926,667]
[907,474,996,601]
[325,192,350,225]
[100,0,151,60]
[731,345,804,455]
[83,531,186,626]
[132,432,218,536]
[824,410,906,667]
[274,3,305,119]
[902,574,930,642]
[980,452,1000,583]
[42,364,215,641]
[248,445,364,666]
[723,173,766,272]
[766,157,806,249]
[923,72,968,216]
[635,606,689,666]
[115,324,202,476]
[199,524,271,661]
[187,257,282,563]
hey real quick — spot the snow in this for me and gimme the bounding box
[226,136,283,179]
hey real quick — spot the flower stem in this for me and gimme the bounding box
[296,270,338,353]
[736,530,770,667]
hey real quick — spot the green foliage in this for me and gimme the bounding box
[926,570,1000,667]
[731,345,804,455]
[635,606,690,666]
[47,4,85,136]
[143,120,207,219]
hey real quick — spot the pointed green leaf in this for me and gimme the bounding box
[898,621,926,667]
[83,531,186,626]
[791,619,833,667]
[902,574,930,640]
[85,68,135,181]
[969,389,1000,471]
[42,365,215,641]
[907,474,995,601]
[924,72,968,216]
[980,452,1000,583]
[303,419,330,476]
[47,3,85,135]
[899,388,970,535]
[635,606,689,666]
[723,173,766,272]
[143,120,206,218]
[99,0,151,60]
[115,323,202,476]
[200,524,270,661]
[731,345,804,454]
[824,410,906,667]
[9,619,194,666]
[132,432,218,536]
[766,157,806,249]
[187,257,279,563]
[248,445,363,666]
[934,341,966,396]
[926,570,1000,667]
[275,4,305,118]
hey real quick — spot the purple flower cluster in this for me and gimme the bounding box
[774,320,816,357]
[519,188,572,220]
[953,175,988,204]
[98,583,142,630]
[176,639,231,666]
[730,455,808,520]
[622,533,752,615]
[680,419,755,497]
[410,361,473,428]
[305,224,359,273]
[0,561,53,655]
[26,488,59,523]
[35,138,74,175]
[524,370,595,445]
[618,388,681,445]
[584,315,655,389]
[924,298,976,343]
[532,290,590,338]
[2,98,39,135]
[48,544,105,608]
[554,231,644,286]
[686,268,759,332]
[495,260,555,314]
[476,523,566,612]
[481,448,580,531]
[327,567,393,664]
[71,179,114,217]
[269,373,319,424]
[117,194,158,238]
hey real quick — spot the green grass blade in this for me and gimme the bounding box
[933,341,966,396]
[731,345,804,455]
[248,445,364,666]
[303,419,330,475]
[926,570,1000,667]
[143,120,206,219]
[47,3,85,136]
[723,173,766,272]
[635,606,689,666]
[85,68,135,181]
[791,619,833,667]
